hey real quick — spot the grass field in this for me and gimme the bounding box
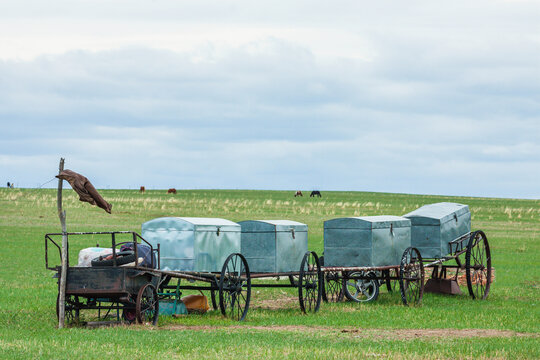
[0,188,538,359]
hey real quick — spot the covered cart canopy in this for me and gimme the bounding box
[403,202,471,259]
[324,215,411,267]
[141,217,241,272]
[238,220,308,273]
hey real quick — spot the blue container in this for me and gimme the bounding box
[238,220,308,273]
[324,216,411,267]
[403,202,471,259]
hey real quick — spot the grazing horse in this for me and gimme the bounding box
[310,190,322,197]
[294,190,303,197]
[139,186,146,193]
[167,188,177,194]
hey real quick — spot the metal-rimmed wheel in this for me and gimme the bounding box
[466,231,492,300]
[136,283,159,325]
[343,271,379,302]
[210,289,218,310]
[219,253,251,321]
[56,294,80,326]
[288,275,299,286]
[385,268,399,293]
[399,247,424,306]
[298,251,322,313]
[322,271,344,303]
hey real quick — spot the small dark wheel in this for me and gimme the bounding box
[466,231,492,300]
[288,275,299,286]
[343,271,379,302]
[298,251,322,313]
[219,253,251,321]
[322,271,344,303]
[136,284,159,325]
[385,268,399,293]
[399,247,424,306]
[210,289,218,310]
[56,294,80,326]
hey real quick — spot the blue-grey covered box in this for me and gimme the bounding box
[238,220,308,273]
[324,216,411,267]
[141,217,241,272]
[403,202,471,259]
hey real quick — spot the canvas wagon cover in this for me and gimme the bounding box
[324,215,411,267]
[141,217,241,272]
[403,202,471,259]
[239,220,308,273]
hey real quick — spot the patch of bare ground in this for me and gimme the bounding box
[340,328,538,340]
[250,297,298,310]
[162,324,538,339]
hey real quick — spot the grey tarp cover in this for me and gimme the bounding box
[56,169,112,213]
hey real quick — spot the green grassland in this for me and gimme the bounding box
[0,188,538,359]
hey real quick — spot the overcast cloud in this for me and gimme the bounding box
[1,0,539,198]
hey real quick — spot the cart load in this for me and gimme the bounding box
[324,215,411,267]
[238,220,308,273]
[141,217,241,272]
[403,202,470,259]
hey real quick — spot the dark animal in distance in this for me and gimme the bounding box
[167,188,177,194]
[139,186,145,193]
[310,190,322,197]
[294,191,303,197]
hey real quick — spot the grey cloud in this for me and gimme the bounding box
[1,30,539,197]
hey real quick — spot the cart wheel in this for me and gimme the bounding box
[56,294,80,325]
[210,289,218,310]
[385,268,399,293]
[136,284,159,325]
[219,253,251,321]
[288,275,299,286]
[322,271,344,303]
[298,251,322,313]
[343,271,379,302]
[466,231,492,300]
[399,247,424,306]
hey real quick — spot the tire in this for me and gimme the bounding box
[343,271,379,302]
[91,250,136,267]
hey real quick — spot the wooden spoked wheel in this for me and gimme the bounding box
[466,231,492,300]
[298,251,322,313]
[219,253,251,321]
[136,283,159,325]
[399,247,424,306]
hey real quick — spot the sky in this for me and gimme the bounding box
[1,0,539,199]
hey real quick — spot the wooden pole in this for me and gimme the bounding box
[57,158,67,328]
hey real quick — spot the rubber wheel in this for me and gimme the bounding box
[91,250,136,267]
[343,271,379,302]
